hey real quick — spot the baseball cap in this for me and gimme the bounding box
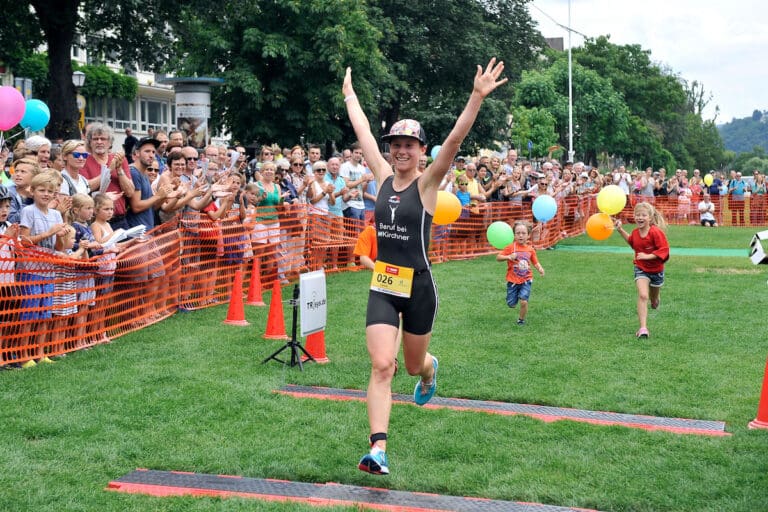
[381,119,427,145]
[137,137,161,150]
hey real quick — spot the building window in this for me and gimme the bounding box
[141,99,168,133]
[113,99,135,130]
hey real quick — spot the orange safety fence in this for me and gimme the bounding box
[0,194,761,366]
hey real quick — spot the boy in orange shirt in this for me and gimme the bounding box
[353,223,377,270]
[497,221,545,325]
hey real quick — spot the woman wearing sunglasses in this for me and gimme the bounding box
[59,139,91,196]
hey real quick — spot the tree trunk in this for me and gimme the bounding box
[31,0,81,141]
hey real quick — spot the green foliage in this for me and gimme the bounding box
[75,64,138,100]
[0,3,44,69]
[718,111,768,154]
[374,0,542,152]
[508,106,558,158]
[169,0,390,147]
[731,146,768,173]
[513,35,727,170]
[14,53,50,98]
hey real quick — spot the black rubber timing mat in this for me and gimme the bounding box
[108,468,601,511]
[277,384,729,436]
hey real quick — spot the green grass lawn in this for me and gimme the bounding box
[2,225,767,511]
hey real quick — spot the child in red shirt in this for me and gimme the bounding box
[497,221,545,325]
[615,202,669,339]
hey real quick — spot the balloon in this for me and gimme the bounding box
[0,86,26,131]
[532,195,557,222]
[703,173,713,187]
[20,99,50,131]
[433,190,462,225]
[430,145,442,160]
[596,184,627,215]
[586,213,614,241]
[486,221,514,249]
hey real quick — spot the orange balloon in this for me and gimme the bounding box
[586,212,614,241]
[433,190,462,225]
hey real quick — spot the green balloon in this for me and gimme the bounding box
[486,221,514,249]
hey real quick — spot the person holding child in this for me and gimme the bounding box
[496,221,545,325]
[343,57,508,475]
[614,202,669,339]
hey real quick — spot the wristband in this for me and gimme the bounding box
[344,94,357,103]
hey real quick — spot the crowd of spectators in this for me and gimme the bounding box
[1,127,765,368]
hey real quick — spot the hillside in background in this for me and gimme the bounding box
[718,110,768,154]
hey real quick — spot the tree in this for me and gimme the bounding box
[371,0,543,151]
[7,1,179,140]
[514,58,631,165]
[166,0,390,148]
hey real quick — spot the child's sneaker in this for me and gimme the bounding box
[651,299,660,310]
[517,318,525,326]
[636,327,649,339]
[21,360,37,369]
[358,447,389,475]
[414,356,438,406]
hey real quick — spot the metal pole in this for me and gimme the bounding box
[567,0,574,163]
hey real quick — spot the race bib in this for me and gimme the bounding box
[370,260,414,298]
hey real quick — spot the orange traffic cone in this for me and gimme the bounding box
[749,356,768,430]
[246,258,266,306]
[303,330,329,363]
[263,281,289,339]
[223,270,250,326]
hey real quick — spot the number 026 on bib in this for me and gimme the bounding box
[370,261,414,298]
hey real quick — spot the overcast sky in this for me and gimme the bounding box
[528,0,768,124]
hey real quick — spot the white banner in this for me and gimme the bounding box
[300,270,327,336]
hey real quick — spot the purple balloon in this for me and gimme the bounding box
[0,86,26,131]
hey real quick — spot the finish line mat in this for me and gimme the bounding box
[108,468,600,511]
[278,385,729,437]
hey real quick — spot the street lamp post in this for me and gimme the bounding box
[72,71,86,134]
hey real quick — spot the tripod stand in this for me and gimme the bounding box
[262,284,315,370]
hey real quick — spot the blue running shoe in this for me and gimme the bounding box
[358,447,389,475]
[414,356,438,406]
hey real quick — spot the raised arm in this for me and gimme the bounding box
[342,69,391,184]
[422,58,508,190]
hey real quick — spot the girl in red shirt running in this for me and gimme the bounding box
[615,202,669,339]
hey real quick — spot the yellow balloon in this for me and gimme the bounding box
[433,190,462,225]
[703,173,713,187]
[596,185,627,215]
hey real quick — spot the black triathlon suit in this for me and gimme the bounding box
[366,175,438,335]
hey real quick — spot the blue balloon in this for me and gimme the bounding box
[20,99,50,131]
[532,195,557,222]
[430,145,441,159]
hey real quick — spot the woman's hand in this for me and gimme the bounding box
[343,67,355,97]
[473,58,508,98]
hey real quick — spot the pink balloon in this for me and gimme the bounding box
[0,86,27,131]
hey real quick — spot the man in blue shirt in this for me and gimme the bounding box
[126,137,171,230]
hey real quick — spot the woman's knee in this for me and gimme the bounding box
[370,358,397,381]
